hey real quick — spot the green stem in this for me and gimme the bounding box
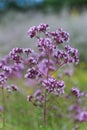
[43,91,46,126]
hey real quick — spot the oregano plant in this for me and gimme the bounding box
[0,23,81,129]
[26,23,79,126]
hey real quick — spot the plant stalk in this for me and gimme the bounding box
[43,91,46,126]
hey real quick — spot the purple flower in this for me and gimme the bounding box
[37,38,55,53]
[0,72,7,87]
[42,78,65,95]
[76,111,87,122]
[23,48,34,55]
[37,23,49,32]
[71,87,80,97]
[26,56,38,66]
[68,105,81,113]
[25,67,41,79]
[33,89,41,98]
[27,95,33,101]
[53,45,79,65]
[2,65,12,74]
[27,26,38,38]
[11,84,18,91]
[65,45,79,64]
[49,28,70,44]
[9,48,23,55]
[9,48,23,63]
[71,87,86,98]
[33,89,44,104]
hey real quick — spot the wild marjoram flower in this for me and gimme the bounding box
[0,23,79,128]
[68,87,87,129]
[26,23,79,126]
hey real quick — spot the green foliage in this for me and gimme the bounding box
[42,0,87,12]
[0,66,87,130]
[66,0,87,7]
[43,0,66,11]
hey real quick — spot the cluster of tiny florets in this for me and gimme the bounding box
[54,45,79,65]
[42,78,65,95]
[27,24,70,44]
[49,28,70,44]
[5,84,18,93]
[27,23,49,38]
[9,48,23,63]
[68,105,87,122]
[76,111,87,122]
[25,67,41,79]
[37,37,56,53]
[0,72,7,87]
[71,87,86,97]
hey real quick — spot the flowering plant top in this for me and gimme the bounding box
[0,23,79,127]
[0,23,79,95]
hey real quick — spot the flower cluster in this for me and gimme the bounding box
[68,105,87,122]
[42,78,65,95]
[65,45,79,64]
[49,28,70,44]
[0,58,19,92]
[9,47,23,63]
[27,23,49,38]
[71,87,80,97]
[0,48,24,90]
[25,67,41,79]
[27,89,44,106]
[71,87,86,97]
[9,47,34,63]
[6,84,18,93]
[0,72,7,87]
[0,46,35,93]
[26,23,79,105]
[27,24,70,44]
[76,111,87,122]
[54,45,79,66]
[37,38,56,53]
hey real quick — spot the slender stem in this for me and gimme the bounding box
[43,91,46,126]
[2,86,5,130]
[50,62,65,76]
[43,49,50,126]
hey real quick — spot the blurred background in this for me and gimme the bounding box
[0,0,87,130]
[0,0,87,63]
